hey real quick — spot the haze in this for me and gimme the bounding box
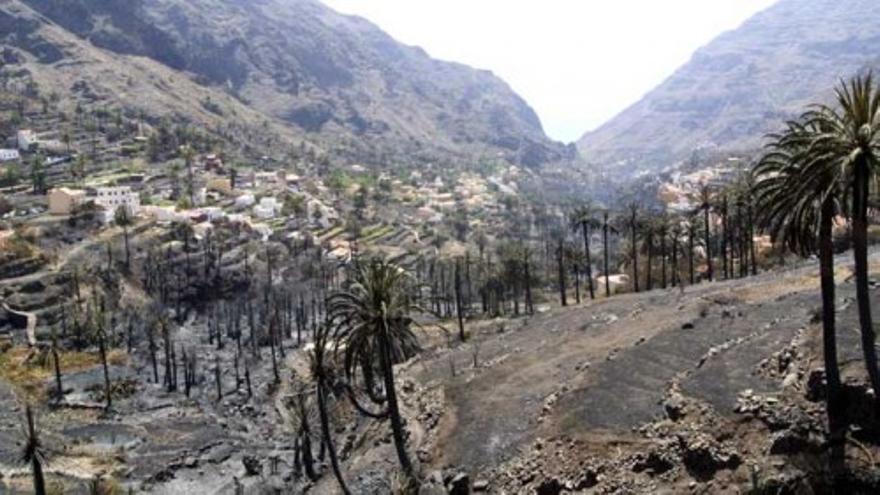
[322,0,779,143]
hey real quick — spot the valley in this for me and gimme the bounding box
[2,0,880,493]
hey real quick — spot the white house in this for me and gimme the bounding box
[142,205,189,223]
[201,207,225,221]
[17,130,37,151]
[0,149,20,162]
[253,197,280,220]
[234,194,256,209]
[93,186,140,218]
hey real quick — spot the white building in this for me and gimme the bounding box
[0,149,20,162]
[234,194,256,209]
[17,130,38,151]
[93,186,140,218]
[253,197,280,220]
[142,205,189,223]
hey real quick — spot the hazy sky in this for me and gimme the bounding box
[321,0,778,143]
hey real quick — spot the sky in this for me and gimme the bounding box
[321,0,778,143]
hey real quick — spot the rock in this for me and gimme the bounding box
[427,470,444,485]
[183,456,198,468]
[242,455,262,476]
[535,478,563,495]
[632,451,674,475]
[664,391,687,421]
[769,429,814,455]
[472,479,489,492]
[447,472,470,495]
[679,434,741,480]
[805,369,826,402]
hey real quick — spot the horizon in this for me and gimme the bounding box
[321,0,779,143]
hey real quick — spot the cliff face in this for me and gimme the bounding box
[578,0,880,177]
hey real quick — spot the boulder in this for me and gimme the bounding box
[447,472,470,495]
[242,455,262,476]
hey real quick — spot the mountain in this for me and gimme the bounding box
[577,0,880,177]
[1,0,572,167]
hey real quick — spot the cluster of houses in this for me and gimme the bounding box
[48,185,141,223]
[43,152,347,249]
[1,129,70,171]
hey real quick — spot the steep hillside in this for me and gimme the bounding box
[4,0,571,167]
[578,0,880,177]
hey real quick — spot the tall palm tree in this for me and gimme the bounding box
[698,184,714,281]
[309,323,351,495]
[602,211,616,297]
[805,74,880,403]
[114,206,133,270]
[327,258,422,482]
[754,118,846,469]
[624,203,641,292]
[180,144,196,206]
[20,405,48,495]
[570,206,600,299]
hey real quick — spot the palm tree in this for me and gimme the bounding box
[754,118,846,469]
[570,206,599,299]
[624,203,641,292]
[71,154,87,186]
[327,258,422,482]
[687,217,698,285]
[556,236,567,306]
[20,405,48,495]
[309,323,351,495]
[180,144,196,206]
[804,73,880,403]
[602,211,616,297]
[698,184,714,281]
[114,206,133,270]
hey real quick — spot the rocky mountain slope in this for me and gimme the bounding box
[2,0,572,167]
[578,0,880,177]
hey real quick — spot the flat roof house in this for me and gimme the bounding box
[0,149,20,162]
[93,186,141,220]
[48,188,87,215]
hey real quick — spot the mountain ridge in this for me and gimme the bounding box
[577,0,880,177]
[2,0,573,168]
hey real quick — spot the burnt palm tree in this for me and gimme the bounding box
[601,211,616,297]
[754,118,846,470]
[624,203,641,292]
[309,323,351,495]
[20,405,48,495]
[114,206,133,270]
[804,73,880,403]
[570,205,600,300]
[327,258,422,483]
[181,144,196,206]
[698,184,714,281]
